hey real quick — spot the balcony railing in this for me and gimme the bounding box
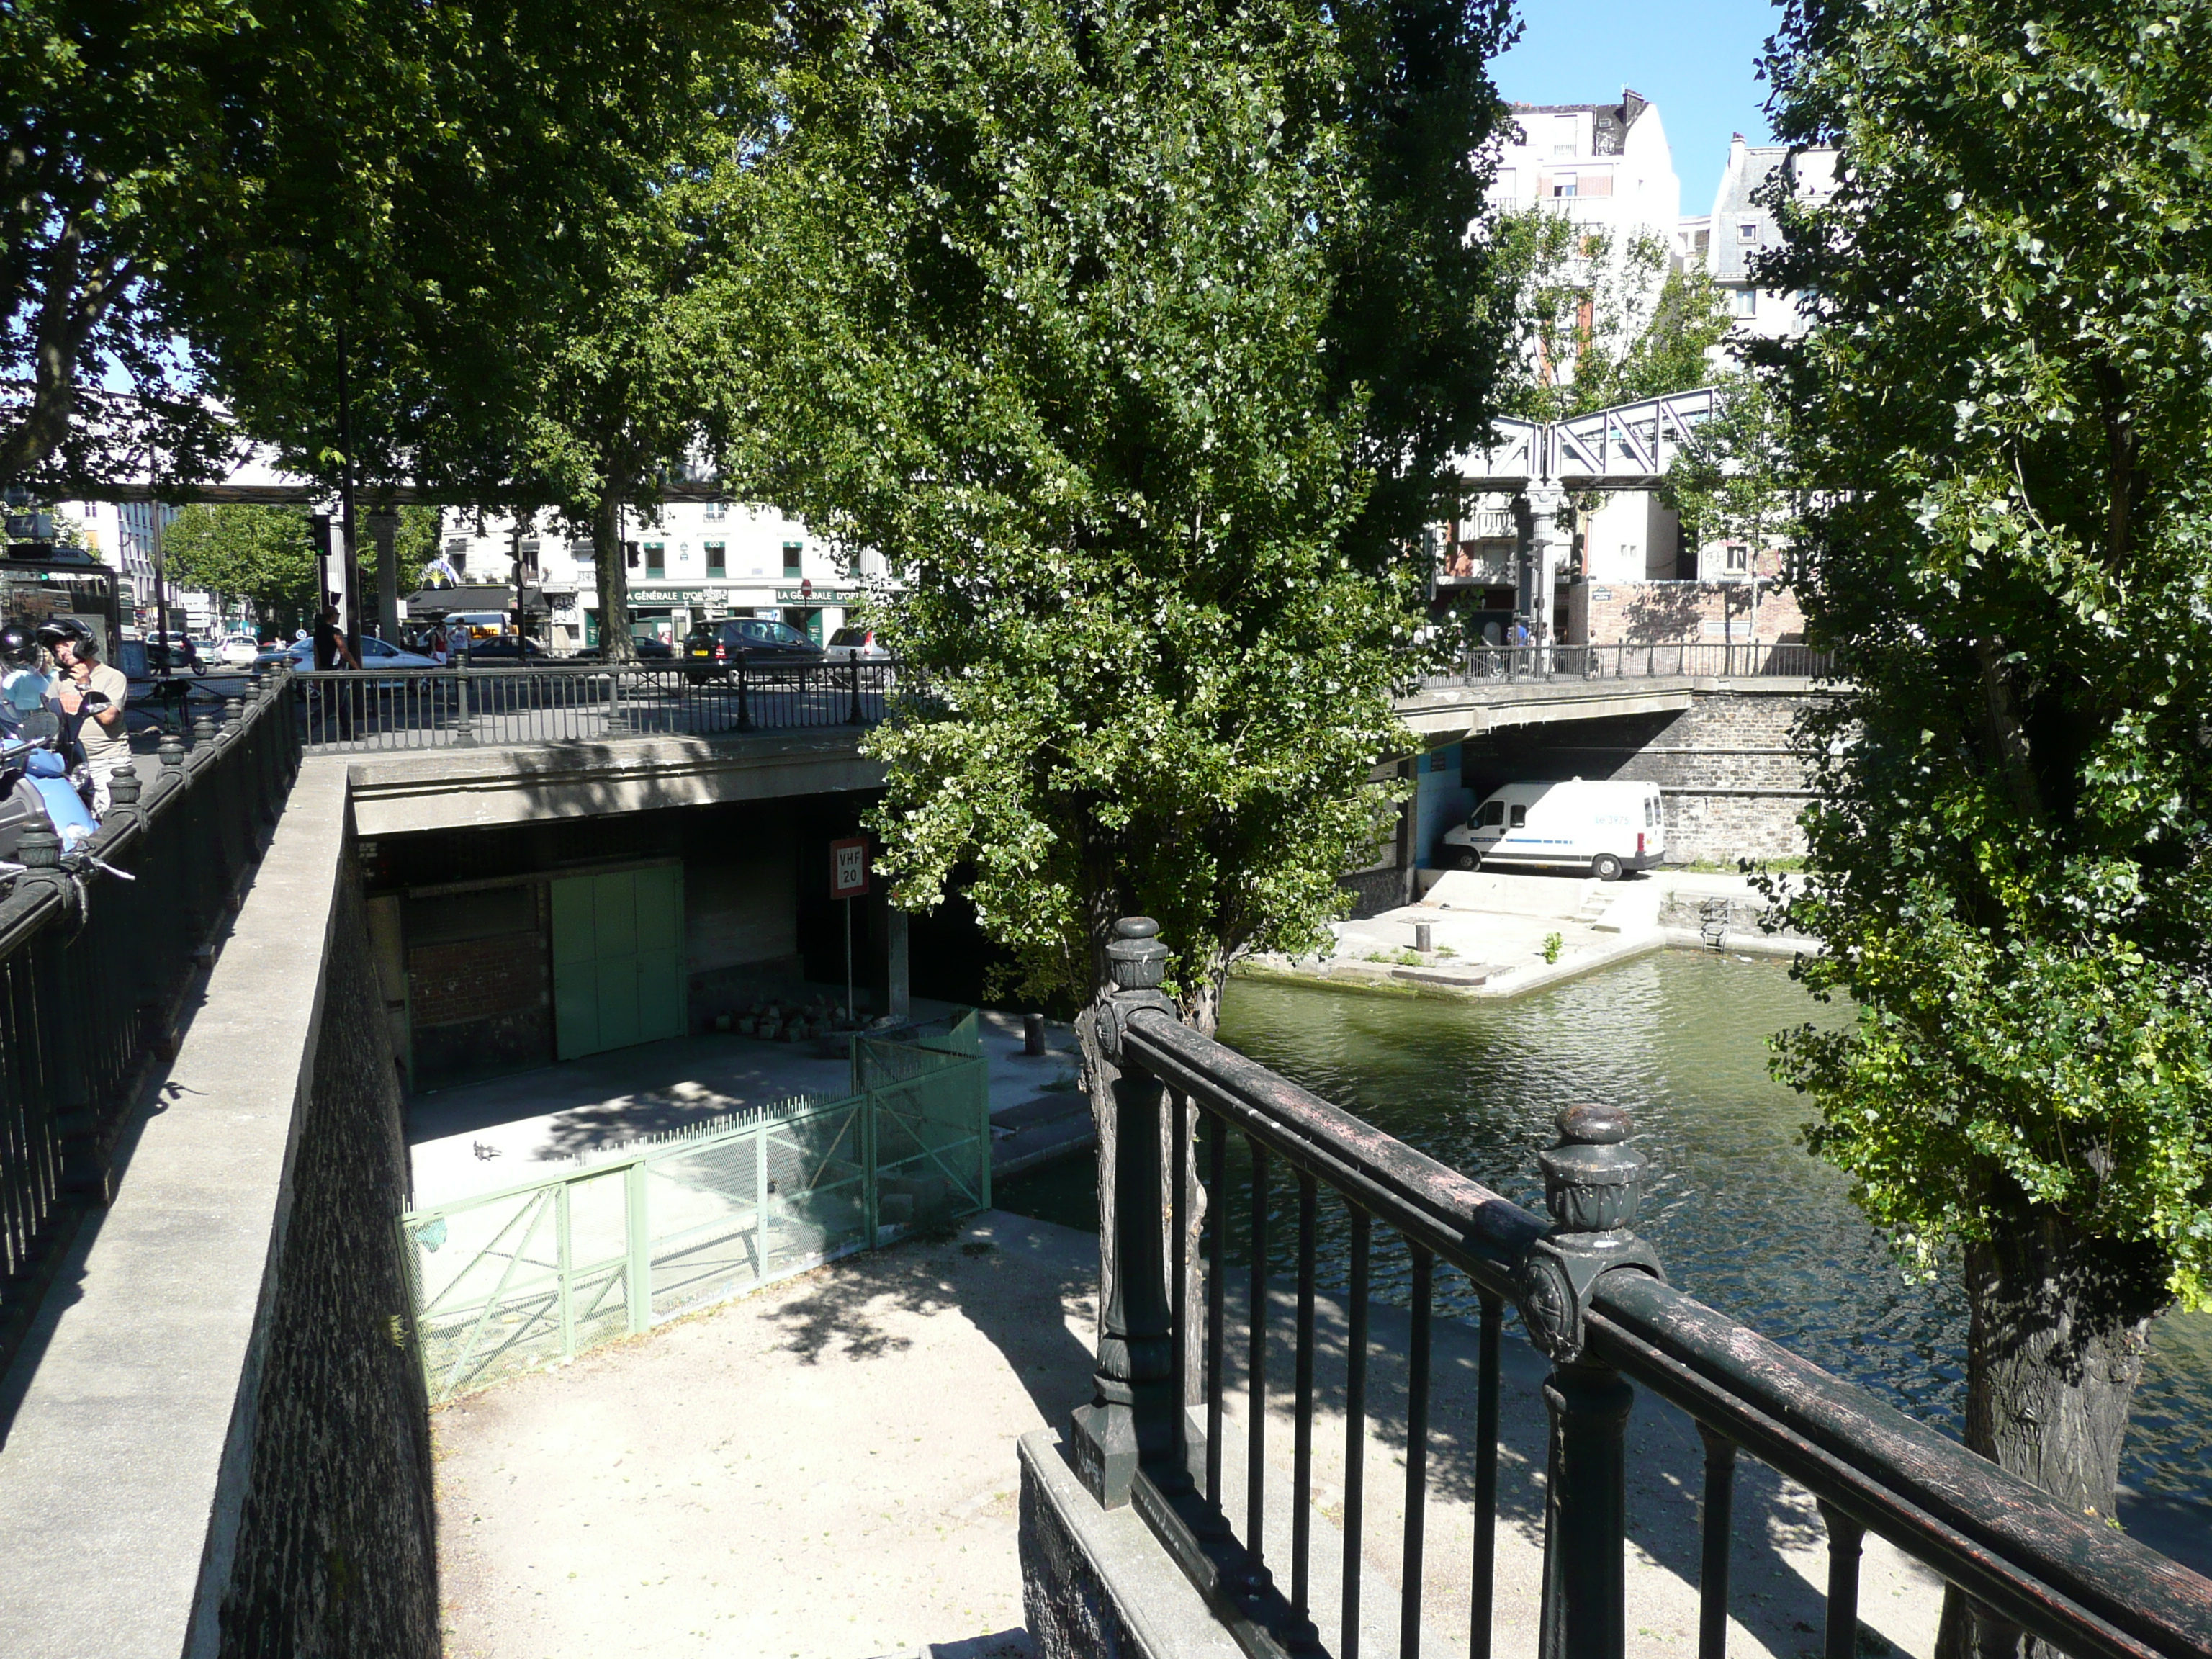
[1424,642,1834,687]
[0,673,299,1376]
[1069,916,2212,1659]
[295,658,896,752]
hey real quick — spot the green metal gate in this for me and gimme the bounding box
[400,1011,991,1403]
[550,865,685,1060]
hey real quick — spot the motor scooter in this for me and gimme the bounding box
[0,698,126,866]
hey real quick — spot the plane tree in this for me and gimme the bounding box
[718,0,1519,1031]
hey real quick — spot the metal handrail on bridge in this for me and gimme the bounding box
[1422,642,1835,690]
[294,655,896,752]
[1073,916,2212,1659]
[0,669,301,1377]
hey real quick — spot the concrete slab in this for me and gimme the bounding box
[433,1212,1943,1659]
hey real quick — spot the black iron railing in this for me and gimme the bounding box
[1423,642,1834,687]
[1072,916,2212,1659]
[295,657,895,752]
[0,671,300,1377]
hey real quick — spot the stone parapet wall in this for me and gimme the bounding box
[214,857,440,1658]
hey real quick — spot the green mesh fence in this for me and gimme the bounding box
[402,1016,989,1403]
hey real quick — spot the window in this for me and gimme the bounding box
[705,500,727,521]
[624,541,639,569]
[1725,544,1750,572]
[1739,221,1758,242]
[645,541,665,575]
[444,536,469,559]
[1478,800,1505,828]
[1509,804,1528,829]
[1550,175,1577,198]
[782,541,803,578]
[705,541,726,577]
[1732,287,1758,317]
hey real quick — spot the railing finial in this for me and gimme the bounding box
[1518,1102,1664,1367]
[1106,915,1167,992]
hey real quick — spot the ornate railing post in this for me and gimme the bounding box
[1071,916,1179,1510]
[1519,1102,1665,1659]
[453,663,475,747]
[845,656,865,724]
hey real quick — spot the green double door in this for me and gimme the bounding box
[551,866,686,1060]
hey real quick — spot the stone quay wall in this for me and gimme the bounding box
[1460,688,1835,865]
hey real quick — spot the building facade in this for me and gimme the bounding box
[431,503,886,652]
[1681,135,1839,348]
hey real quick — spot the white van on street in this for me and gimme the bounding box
[1440,778,1665,881]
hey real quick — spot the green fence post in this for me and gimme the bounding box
[557,1179,576,1359]
[977,1057,992,1212]
[863,1092,878,1246]
[754,1115,772,1281]
[624,1159,650,1334]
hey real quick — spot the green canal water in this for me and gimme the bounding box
[997,949,2212,1547]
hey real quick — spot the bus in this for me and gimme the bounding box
[0,544,126,662]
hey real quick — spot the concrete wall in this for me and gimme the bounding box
[1460,688,1825,863]
[0,763,439,1659]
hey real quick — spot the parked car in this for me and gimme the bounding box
[271,634,441,676]
[682,618,825,680]
[456,635,550,662]
[1440,778,1665,881]
[824,625,889,663]
[215,634,261,667]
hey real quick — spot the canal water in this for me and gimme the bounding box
[996,949,2212,1553]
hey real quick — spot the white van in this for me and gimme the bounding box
[1440,778,1665,881]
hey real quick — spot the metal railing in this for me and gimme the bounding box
[1423,642,1833,688]
[1072,916,2212,1659]
[402,1012,988,1402]
[0,671,300,1377]
[297,657,897,752]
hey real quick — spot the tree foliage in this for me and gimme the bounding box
[161,505,317,634]
[1760,0,2212,1553]
[1491,207,1730,423]
[1661,374,1799,570]
[724,0,1516,1023]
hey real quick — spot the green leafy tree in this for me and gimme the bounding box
[1660,374,1799,624]
[1761,0,2212,1626]
[724,0,1516,1031]
[1491,207,1730,423]
[161,505,317,637]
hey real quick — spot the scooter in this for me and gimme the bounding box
[0,699,131,874]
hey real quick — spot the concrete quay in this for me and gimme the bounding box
[431,1211,1941,1659]
[1236,868,1821,1002]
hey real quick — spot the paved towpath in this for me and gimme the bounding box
[433,1212,1943,1659]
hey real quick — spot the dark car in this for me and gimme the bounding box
[456,635,549,662]
[682,618,825,680]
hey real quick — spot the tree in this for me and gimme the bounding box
[1760,0,2212,1639]
[1490,207,1730,423]
[1660,374,1799,615]
[161,505,317,636]
[722,0,1516,1030]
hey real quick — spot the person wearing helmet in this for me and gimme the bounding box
[42,621,128,813]
[0,624,50,738]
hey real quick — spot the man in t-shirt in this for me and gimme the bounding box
[43,621,129,814]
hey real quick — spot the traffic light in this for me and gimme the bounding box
[310,514,333,560]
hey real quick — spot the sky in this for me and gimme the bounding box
[1491,0,1784,217]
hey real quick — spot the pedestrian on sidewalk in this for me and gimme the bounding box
[311,607,360,740]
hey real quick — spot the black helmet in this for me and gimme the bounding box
[34,617,89,648]
[0,625,32,666]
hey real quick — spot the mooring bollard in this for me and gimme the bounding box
[1022,1011,1047,1056]
[1415,921,1433,953]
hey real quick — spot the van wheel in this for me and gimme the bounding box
[1592,853,1624,883]
[1451,849,1478,871]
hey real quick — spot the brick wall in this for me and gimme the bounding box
[215,866,440,1658]
[1569,577,1806,647]
[407,930,547,1027]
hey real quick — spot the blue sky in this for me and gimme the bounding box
[1491,0,1784,216]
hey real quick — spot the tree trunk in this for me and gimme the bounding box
[593,480,635,663]
[1934,1213,2167,1659]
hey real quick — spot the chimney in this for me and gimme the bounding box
[1622,86,1648,123]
